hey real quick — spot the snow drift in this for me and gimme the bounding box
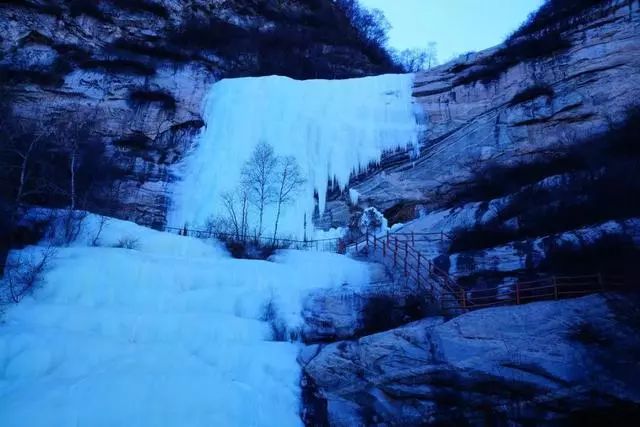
[170,74,420,237]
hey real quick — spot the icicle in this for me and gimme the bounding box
[170,74,422,238]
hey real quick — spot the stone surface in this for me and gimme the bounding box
[0,0,394,227]
[447,218,640,279]
[327,0,640,225]
[302,293,640,425]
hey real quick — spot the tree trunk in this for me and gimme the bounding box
[258,196,265,239]
[273,171,287,242]
[273,201,282,243]
[16,156,27,207]
[241,192,248,241]
[70,149,77,210]
[15,141,35,207]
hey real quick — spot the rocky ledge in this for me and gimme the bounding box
[324,0,640,227]
[300,293,640,425]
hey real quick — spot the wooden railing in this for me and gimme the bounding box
[358,231,634,314]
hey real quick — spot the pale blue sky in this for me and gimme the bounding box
[360,0,544,62]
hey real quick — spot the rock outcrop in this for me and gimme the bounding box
[302,293,640,425]
[328,0,640,222]
[0,0,394,227]
[327,0,640,295]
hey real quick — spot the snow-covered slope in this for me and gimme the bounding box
[170,74,421,237]
[0,215,372,426]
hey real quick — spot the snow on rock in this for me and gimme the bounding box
[169,74,421,238]
[0,215,373,427]
[348,188,360,206]
[359,207,388,235]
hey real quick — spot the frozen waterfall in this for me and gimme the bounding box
[170,74,421,237]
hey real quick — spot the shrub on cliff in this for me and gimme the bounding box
[78,58,155,76]
[109,0,169,19]
[333,0,398,68]
[448,108,640,252]
[508,84,555,106]
[511,0,610,40]
[169,16,251,51]
[129,89,177,111]
[455,31,571,86]
[0,58,72,87]
[453,107,640,205]
[455,0,612,86]
[540,233,640,276]
[68,0,108,21]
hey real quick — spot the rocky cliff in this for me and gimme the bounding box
[0,0,394,227]
[331,0,640,290]
[334,0,639,220]
[301,293,640,425]
[301,3,640,423]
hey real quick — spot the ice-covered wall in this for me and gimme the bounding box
[170,74,421,237]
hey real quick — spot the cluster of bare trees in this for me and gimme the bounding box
[395,42,439,72]
[1,94,123,284]
[334,0,391,47]
[217,141,305,243]
[333,0,439,73]
[1,102,122,221]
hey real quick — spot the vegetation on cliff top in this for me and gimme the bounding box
[455,0,616,85]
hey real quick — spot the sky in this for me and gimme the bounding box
[360,0,545,63]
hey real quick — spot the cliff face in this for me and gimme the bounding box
[301,293,640,426]
[321,0,640,290]
[0,0,393,227]
[324,0,640,220]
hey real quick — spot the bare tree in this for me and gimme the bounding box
[239,184,250,239]
[220,181,251,240]
[221,191,242,240]
[3,245,57,304]
[0,122,49,214]
[396,43,439,72]
[273,156,305,241]
[91,215,110,247]
[334,0,391,46]
[54,117,94,210]
[241,141,277,238]
[69,140,79,210]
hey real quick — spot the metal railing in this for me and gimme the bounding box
[164,225,633,314]
[358,231,635,315]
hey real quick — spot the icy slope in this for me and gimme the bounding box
[0,215,372,427]
[170,74,420,237]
